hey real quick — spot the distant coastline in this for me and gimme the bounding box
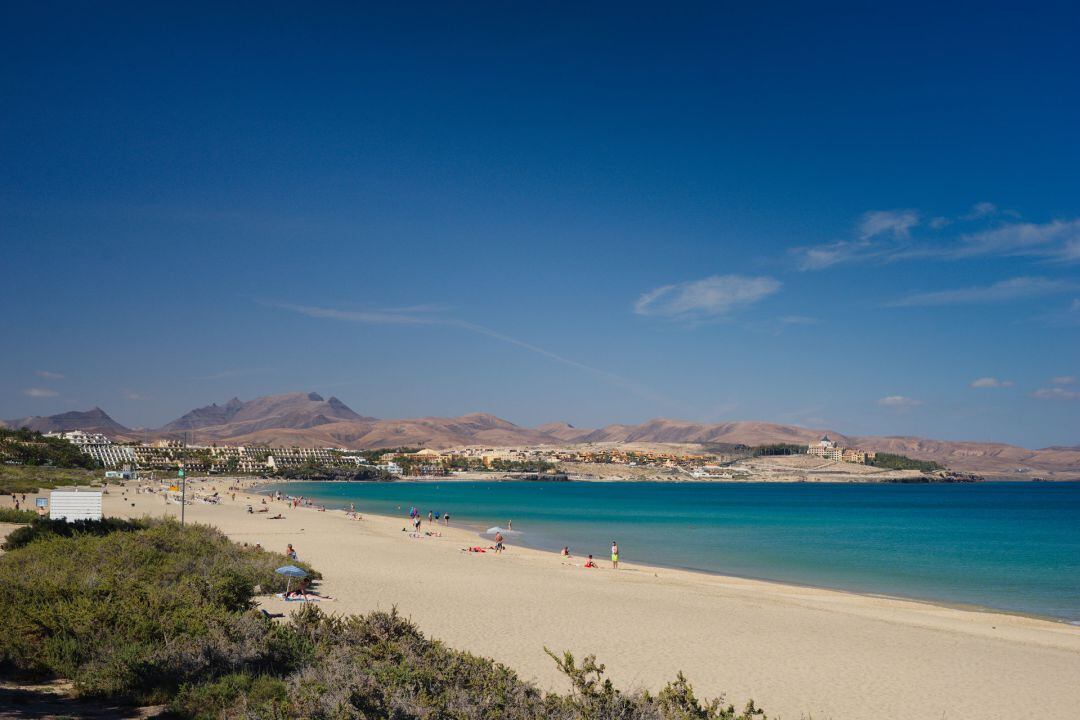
[6,390,1078,478]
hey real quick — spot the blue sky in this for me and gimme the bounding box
[2,2,1078,447]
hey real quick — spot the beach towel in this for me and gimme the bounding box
[276,593,331,602]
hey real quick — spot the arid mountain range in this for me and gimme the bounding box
[5,391,1078,478]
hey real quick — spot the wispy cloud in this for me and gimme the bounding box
[24,387,58,398]
[971,377,1013,388]
[267,301,438,325]
[791,240,874,270]
[194,367,273,381]
[792,207,1080,271]
[1030,376,1077,399]
[790,209,919,270]
[950,219,1080,261]
[35,370,65,380]
[634,275,781,321]
[778,315,820,325]
[961,202,1000,221]
[1031,387,1080,401]
[888,277,1074,307]
[877,395,923,408]
[859,209,919,239]
[122,389,151,401]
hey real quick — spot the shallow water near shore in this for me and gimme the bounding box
[265,480,1080,622]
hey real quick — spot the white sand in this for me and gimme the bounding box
[12,482,1080,720]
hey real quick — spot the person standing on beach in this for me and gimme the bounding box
[428,510,433,525]
[611,541,619,569]
[494,531,504,553]
[444,513,450,525]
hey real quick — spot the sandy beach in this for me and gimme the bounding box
[10,481,1080,720]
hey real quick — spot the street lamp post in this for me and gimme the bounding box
[179,464,186,526]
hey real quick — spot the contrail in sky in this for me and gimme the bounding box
[265,300,682,411]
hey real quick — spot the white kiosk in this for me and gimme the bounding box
[49,490,103,522]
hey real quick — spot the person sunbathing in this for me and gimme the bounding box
[287,580,333,601]
[269,513,285,519]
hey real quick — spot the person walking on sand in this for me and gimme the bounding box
[494,531,504,553]
[428,510,433,525]
[444,513,450,526]
[611,541,619,569]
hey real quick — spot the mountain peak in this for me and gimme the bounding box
[307,392,324,402]
[3,407,130,436]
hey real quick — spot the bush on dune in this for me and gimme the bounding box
[171,606,765,720]
[0,519,317,702]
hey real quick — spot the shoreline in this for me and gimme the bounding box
[260,478,1080,626]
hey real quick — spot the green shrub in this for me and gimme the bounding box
[0,464,102,494]
[0,520,317,702]
[0,507,37,523]
[865,452,944,472]
[1,517,148,550]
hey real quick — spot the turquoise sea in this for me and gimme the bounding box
[266,480,1080,622]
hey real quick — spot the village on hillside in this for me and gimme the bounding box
[0,427,970,484]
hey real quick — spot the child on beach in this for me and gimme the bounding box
[584,555,596,568]
[611,541,619,569]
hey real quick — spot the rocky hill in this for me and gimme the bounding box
[158,392,373,439]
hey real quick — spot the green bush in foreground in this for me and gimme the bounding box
[0,518,766,719]
[0,520,318,702]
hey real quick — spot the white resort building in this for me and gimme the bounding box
[46,430,137,468]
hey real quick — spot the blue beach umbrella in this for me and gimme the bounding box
[276,565,307,594]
